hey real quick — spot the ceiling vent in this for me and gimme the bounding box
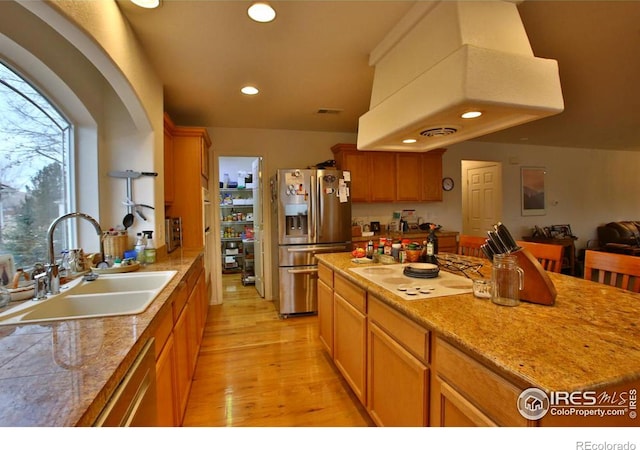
[420,127,458,138]
[316,108,343,115]
[357,1,564,152]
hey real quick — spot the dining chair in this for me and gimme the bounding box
[457,235,488,258]
[516,240,564,273]
[583,249,640,293]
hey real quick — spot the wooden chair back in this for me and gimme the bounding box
[516,240,564,273]
[583,249,640,292]
[457,235,487,258]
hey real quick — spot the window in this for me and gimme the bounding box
[0,61,71,269]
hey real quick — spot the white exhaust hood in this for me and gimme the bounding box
[357,1,564,152]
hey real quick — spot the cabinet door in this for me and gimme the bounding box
[200,135,209,182]
[164,119,175,205]
[318,278,334,356]
[396,153,423,201]
[421,150,445,201]
[341,149,370,202]
[370,152,396,202]
[187,289,200,377]
[173,305,191,424]
[367,322,428,426]
[156,333,177,426]
[434,377,497,427]
[333,293,367,404]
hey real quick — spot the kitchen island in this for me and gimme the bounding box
[0,250,205,427]
[316,252,640,427]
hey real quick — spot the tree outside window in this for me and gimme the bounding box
[0,61,71,272]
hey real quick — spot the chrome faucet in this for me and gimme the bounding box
[46,212,106,295]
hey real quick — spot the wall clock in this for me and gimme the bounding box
[442,177,454,191]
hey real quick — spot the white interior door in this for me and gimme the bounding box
[462,161,502,236]
[252,157,265,297]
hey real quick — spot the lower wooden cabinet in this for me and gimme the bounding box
[333,293,367,404]
[155,333,177,426]
[318,278,334,356]
[367,321,428,426]
[153,255,208,426]
[431,337,528,427]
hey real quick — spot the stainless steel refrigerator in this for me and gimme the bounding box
[273,168,352,316]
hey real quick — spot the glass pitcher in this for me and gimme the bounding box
[491,254,524,306]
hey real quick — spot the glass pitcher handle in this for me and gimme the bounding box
[517,267,524,290]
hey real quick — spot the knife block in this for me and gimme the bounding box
[511,248,557,306]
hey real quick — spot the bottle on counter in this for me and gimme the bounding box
[425,225,438,264]
[366,240,374,259]
[143,230,156,264]
[134,233,146,264]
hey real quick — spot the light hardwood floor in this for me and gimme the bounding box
[182,274,373,427]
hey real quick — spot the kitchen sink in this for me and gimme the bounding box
[0,270,177,325]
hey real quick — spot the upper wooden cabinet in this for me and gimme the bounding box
[331,143,445,203]
[165,116,212,250]
[163,113,176,205]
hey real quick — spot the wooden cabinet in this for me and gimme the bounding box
[431,337,529,427]
[367,295,429,426]
[155,333,177,426]
[332,143,445,203]
[165,117,212,250]
[317,263,334,356]
[370,152,396,202]
[152,255,207,426]
[396,153,422,201]
[333,273,367,405]
[421,149,446,201]
[163,113,175,205]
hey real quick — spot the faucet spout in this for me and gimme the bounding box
[46,212,105,294]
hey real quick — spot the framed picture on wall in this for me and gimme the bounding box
[521,167,546,216]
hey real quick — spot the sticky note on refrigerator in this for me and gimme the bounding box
[339,185,348,202]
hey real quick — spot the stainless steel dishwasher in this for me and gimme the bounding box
[94,338,157,427]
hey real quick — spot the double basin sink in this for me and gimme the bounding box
[0,270,177,325]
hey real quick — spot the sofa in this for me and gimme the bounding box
[596,221,640,254]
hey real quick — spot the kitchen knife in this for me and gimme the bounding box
[481,243,494,260]
[485,235,502,255]
[487,230,509,254]
[495,222,521,252]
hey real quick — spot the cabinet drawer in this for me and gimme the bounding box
[369,295,429,363]
[435,337,527,426]
[318,263,334,288]
[334,273,366,313]
[172,281,189,323]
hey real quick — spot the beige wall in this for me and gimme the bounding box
[210,127,640,273]
[1,0,165,249]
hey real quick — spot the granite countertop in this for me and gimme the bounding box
[316,252,640,393]
[0,250,202,427]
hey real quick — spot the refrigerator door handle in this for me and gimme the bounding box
[309,175,315,240]
[287,268,319,275]
[287,246,346,253]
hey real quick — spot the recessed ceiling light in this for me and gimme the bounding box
[241,86,259,95]
[131,0,160,9]
[248,2,276,23]
[402,139,417,144]
[461,111,482,119]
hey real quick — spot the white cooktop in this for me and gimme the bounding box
[349,263,473,300]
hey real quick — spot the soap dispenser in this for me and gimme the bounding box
[143,230,156,264]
